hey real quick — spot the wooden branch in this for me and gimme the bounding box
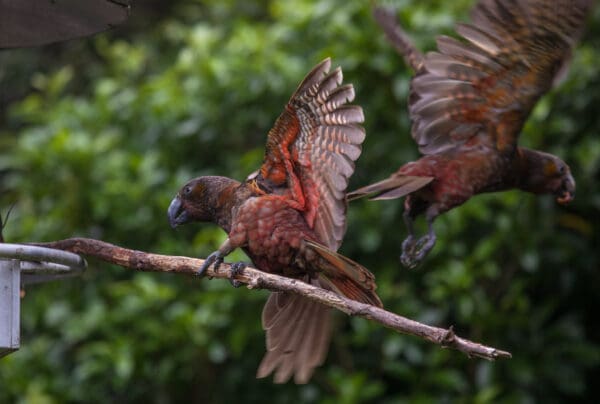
[31,238,511,361]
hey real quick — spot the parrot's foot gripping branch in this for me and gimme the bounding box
[198,250,225,276]
[229,262,247,288]
[198,238,235,277]
[197,252,246,288]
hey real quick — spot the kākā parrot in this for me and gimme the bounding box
[349,0,590,268]
[168,58,382,384]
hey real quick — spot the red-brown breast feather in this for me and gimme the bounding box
[256,58,365,250]
[410,0,592,155]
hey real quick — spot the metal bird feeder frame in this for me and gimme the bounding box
[0,244,86,357]
[1,0,131,359]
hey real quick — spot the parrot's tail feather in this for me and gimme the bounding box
[347,175,433,201]
[257,286,332,384]
[257,241,382,383]
[318,276,382,308]
[304,240,383,308]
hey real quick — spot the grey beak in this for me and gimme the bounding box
[167,197,189,228]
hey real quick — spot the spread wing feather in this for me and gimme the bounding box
[257,280,333,384]
[257,58,365,250]
[410,0,592,155]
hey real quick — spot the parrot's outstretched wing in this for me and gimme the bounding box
[256,58,365,250]
[410,0,592,155]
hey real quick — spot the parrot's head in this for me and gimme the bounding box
[542,155,575,205]
[522,150,575,205]
[168,176,240,228]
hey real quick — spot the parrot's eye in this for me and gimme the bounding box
[559,165,565,175]
[184,185,193,196]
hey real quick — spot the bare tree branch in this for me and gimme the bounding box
[31,237,511,361]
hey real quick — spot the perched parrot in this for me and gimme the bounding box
[168,59,382,384]
[349,0,590,268]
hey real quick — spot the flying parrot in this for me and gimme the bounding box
[349,0,591,268]
[168,58,382,383]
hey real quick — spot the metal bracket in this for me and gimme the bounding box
[0,244,86,357]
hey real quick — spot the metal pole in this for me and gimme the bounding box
[0,259,20,358]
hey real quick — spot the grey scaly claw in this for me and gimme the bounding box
[412,235,436,263]
[401,235,419,268]
[401,235,415,253]
[400,233,437,269]
[229,262,247,288]
[400,251,419,269]
[198,251,224,276]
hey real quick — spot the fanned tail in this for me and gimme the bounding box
[304,240,383,308]
[348,175,433,201]
[257,280,332,384]
[256,241,382,384]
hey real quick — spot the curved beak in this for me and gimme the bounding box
[168,196,189,228]
[557,192,574,205]
[556,172,575,205]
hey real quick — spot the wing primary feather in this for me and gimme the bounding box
[290,58,332,100]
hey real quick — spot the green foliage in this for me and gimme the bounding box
[1,0,599,402]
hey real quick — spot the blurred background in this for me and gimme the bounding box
[0,0,599,402]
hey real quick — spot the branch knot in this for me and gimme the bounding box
[439,325,456,347]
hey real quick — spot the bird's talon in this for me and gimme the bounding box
[228,262,247,288]
[401,235,415,251]
[401,234,436,268]
[401,235,420,268]
[400,252,419,269]
[198,251,224,277]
